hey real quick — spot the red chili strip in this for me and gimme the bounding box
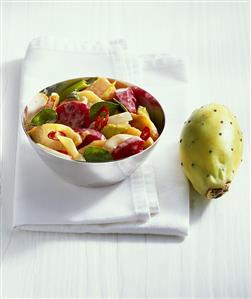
[48,131,66,141]
[140,126,151,141]
[94,107,109,131]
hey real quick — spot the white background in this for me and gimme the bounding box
[1,1,250,298]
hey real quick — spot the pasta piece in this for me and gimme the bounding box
[57,135,84,161]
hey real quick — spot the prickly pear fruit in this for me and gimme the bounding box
[179,103,243,199]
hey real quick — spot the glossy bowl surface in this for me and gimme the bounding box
[22,77,166,187]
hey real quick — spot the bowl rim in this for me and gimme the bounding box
[22,76,166,165]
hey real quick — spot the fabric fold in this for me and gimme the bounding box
[13,37,189,236]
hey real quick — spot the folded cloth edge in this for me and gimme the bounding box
[12,36,189,237]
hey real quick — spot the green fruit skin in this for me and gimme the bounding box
[101,124,128,138]
[179,103,243,198]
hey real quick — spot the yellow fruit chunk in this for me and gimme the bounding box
[78,90,103,106]
[102,123,130,138]
[137,106,150,118]
[57,135,84,161]
[124,127,154,149]
[144,137,154,149]
[28,123,82,151]
[124,127,141,137]
[46,92,60,109]
[78,140,106,154]
[86,77,116,100]
[102,81,116,100]
[130,113,159,141]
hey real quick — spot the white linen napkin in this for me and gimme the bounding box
[13,37,189,236]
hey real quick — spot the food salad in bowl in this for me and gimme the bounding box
[22,77,165,186]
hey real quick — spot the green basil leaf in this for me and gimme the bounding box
[40,78,97,101]
[85,77,98,85]
[112,98,128,112]
[58,79,90,102]
[31,108,57,126]
[41,78,82,96]
[83,147,113,162]
[90,101,120,121]
[65,91,80,101]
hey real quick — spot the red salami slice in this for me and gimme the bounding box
[131,86,157,105]
[115,88,137,113]
[131,86,164,134]
[75,128,105,148]
[56,101,90,129]
[112,137,144,160]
